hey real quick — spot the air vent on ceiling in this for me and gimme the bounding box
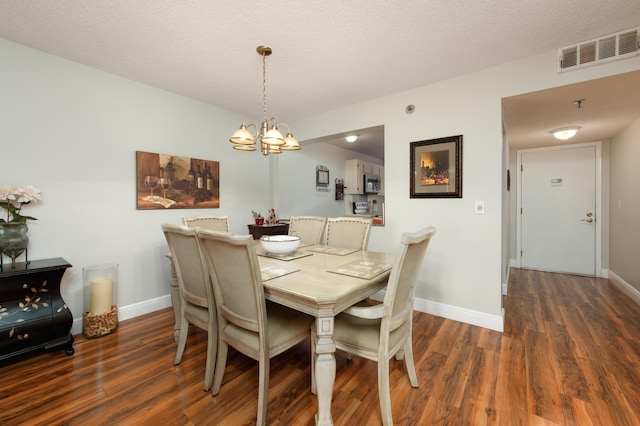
[559,27,639,71]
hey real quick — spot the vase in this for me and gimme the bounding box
[0,222,29,266]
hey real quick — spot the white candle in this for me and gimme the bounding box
[90,278,113,314]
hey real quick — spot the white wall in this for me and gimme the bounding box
[290,50,640,331]
[0,38,270,329]
[610,117,640,290]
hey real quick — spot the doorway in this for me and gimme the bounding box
[516,142,602,276]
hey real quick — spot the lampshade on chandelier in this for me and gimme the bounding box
[229,46,300,156]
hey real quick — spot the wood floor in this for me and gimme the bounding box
[2,268,640,425]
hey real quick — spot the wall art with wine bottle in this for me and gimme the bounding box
[136,151,220,210]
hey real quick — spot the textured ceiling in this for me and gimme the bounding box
[1,1,639,156]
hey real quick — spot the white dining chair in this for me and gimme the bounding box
[166,215,229,342]
[288,215,327,245]
[182,215,230,232]
[314,226,436,425]
[325,216,372,250]
[196,229,314,426]
[161,223,217,392]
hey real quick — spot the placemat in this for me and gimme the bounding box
[260,265,300,281]
[305,245,360,256]
[257,250,313,261]
[327,259,391,279]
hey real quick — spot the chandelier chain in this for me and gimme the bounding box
[262,51,267,123]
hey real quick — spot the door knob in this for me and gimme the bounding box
[581,218,593,223]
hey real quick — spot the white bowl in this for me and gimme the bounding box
[260,235,301,254]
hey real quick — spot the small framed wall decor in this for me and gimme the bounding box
[316,165,330,192]
[410,135,462,198]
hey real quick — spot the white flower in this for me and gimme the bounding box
[15,185,42,204]
[0,184,17,202]
[0,184,42,223]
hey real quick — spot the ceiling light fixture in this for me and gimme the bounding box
[549,99,585,141]
[550,126,581,140]
[345,135,358,143]
[229,46,300,156]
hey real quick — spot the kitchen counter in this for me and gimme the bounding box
[350,213,384,226]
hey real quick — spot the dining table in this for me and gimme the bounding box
[256,243,395,426]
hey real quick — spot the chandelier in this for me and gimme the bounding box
[229,46,300,156]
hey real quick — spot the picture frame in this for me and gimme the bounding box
[410,135,462,198]
[317,169,329,185]
[316,165,330,192]
[136,150,220,210]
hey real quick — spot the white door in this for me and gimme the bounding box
[518,143,599,276]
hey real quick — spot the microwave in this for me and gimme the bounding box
[364,173,381,194]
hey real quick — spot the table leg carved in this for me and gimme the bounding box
[314,316,336,426]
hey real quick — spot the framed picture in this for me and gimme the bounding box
[316,165,330,192]
[410,135,462,198]
[317,168,329,185]
[136,151,220,210]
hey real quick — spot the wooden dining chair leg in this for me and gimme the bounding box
[257,352,270,426]
[203,328,217,391]
[211,340,228,395]
[403,337,419,387]
[174,318,189,365]
[378,358,393,426]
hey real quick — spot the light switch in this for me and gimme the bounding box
[475,201,485,215]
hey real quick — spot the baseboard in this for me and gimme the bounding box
[71,294,172,335]
[72,289,507,336]
[608,270,640,307]
[82,271,629,337]
[413,297,504,332]
[502,264,511,296]
[371,291,504,332]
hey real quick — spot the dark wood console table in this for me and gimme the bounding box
[247,223,289,239]
[0,258,74,362]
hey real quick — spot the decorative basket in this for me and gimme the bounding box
[82,305,118,338]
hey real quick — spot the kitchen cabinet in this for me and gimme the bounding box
[345,159,384,195]
[345,159,364,194]
[0,258,74,362]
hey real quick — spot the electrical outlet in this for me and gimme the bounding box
[475,201,485,215]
